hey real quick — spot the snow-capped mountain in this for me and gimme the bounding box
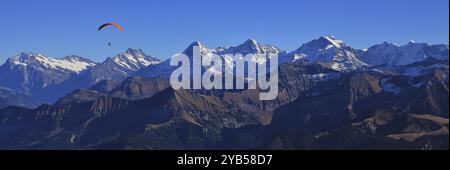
[136,41,214,78]
[0,36,447,108]
[74,48,160,86]
[137,39,284,77]
[286,36,368,71]
[181,39,282,56]
[0,53,96,91]
[0,53,97,104]
[0,49,159,105]
[108,48,160,72]
[218,39,282,56]
[4,53,96,74]
[359,41,449,66]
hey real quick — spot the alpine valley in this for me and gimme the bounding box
[0,36,448,149]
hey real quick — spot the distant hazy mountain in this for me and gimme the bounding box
[359,41,449,66]
[372,57,449,77]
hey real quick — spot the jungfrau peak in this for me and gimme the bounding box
[288,35,367,71]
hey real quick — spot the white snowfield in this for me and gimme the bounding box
[10,53,96,73]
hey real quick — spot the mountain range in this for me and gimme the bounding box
[0,48,159,105]
[0,36,448,149]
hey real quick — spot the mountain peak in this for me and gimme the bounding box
[183,41,210,55]
[8,52,50,66]
[109,48,160,71]
[7,53,35,67]
[239,38,259,48]
[63,55,83,59]
[124,48,145,55]
[222,38,261,54]
[188,41,207,48]
[117,48,156,60]
[62,55,96,64]
[12,52,44,59]
[17,52,32,57]
[321,35,336,39]
[243,39,258,46]
[404,40,428,47]
[318,35,345,48]
[294,35,345,52]
[291,35,366,71]
[378,41,399,47]
[360,39,449,66]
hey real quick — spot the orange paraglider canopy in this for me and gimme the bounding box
[98,22,123,32]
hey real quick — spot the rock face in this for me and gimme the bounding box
[89,80,121,93]
[0,87,38,109]
[108,76,170,100]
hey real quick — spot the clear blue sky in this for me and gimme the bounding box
[0,0,448,62]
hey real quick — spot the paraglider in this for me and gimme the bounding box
[98,22,123,47]
[98,22,123,32]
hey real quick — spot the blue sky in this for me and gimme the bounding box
[0,0,448,62]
